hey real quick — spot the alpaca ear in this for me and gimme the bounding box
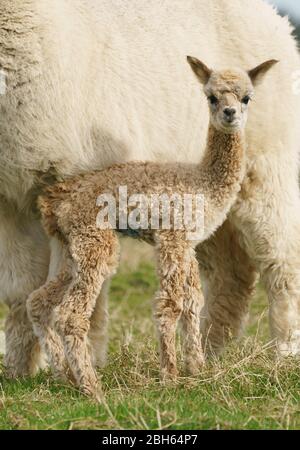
[187,56,212,84]
[248,59,279,86]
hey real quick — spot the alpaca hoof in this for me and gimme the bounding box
[4,367,24,380]
[160,367,178,384]
[81,382,103,402]
[4,364,36,379]
[276,334,300,358]
[52,364,73,383]
[185,354,205,376]
[79,370,102,400]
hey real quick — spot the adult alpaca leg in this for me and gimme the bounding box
[1,212,50,378]
[264,261,300,356]
[5,300,42,378]
[197,221,258,356]
[231,168,300,355]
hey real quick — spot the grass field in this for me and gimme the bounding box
[0,242,300,430]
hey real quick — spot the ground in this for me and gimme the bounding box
[0,241,300,430]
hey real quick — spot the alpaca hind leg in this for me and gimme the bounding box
[27,248,73,380]
[180,252,205,375]
[55,230,119,397]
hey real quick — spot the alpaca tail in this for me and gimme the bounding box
[37,183,71,238]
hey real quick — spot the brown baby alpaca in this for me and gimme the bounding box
[26,57,277,398]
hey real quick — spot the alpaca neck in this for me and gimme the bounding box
[198,123,246,200]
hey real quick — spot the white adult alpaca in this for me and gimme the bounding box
[0,0,300,377]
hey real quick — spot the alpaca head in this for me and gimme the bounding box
[187,56,278,134]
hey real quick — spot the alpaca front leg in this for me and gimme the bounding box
[180,253,205,375]
[154,234,190,380]
[154,292,183,380]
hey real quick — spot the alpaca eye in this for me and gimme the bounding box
[208,95,218,106]
[242,95,251,105]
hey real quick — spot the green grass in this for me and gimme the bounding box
[1,253,300,430]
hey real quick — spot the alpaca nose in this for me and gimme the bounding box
[223,107,237,122]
